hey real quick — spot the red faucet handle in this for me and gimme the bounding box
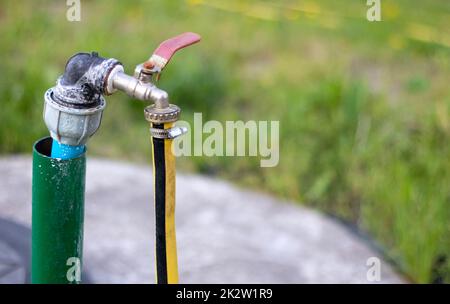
[145,32,201,72]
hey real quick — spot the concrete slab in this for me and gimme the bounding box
[0,156,405,283]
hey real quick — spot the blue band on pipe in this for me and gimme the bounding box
[51,139,85,160]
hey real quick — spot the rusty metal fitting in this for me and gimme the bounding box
[43,52,116,146]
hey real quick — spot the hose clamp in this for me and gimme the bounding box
[150,126,187,139]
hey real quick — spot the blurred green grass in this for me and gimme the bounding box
[0,0,449,282]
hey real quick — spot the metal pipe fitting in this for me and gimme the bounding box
[43,52,120,146]
[43,89,105,146]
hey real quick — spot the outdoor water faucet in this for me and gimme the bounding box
[105,66,170,109]
[37,32,201,284]
[43,32,200,146]
[105,32,201,125]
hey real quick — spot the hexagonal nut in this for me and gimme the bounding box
[44,89,106,146]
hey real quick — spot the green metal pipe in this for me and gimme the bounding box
[32,137,86,284]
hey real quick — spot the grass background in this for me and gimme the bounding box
[0,0,449,282]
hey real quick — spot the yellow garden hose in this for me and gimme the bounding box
[151,122,178,284]
[141,32,200,284]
